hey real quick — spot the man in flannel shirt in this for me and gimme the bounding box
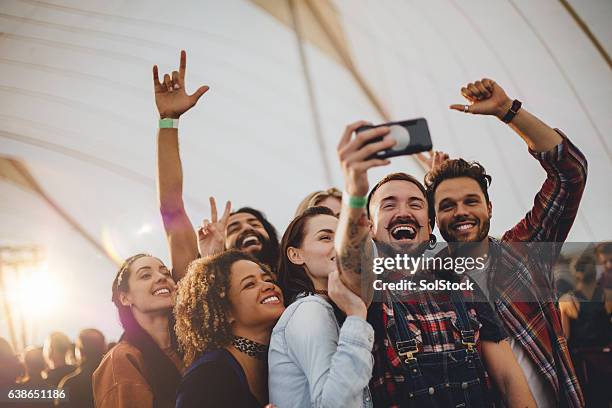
[425,79,587,407]
[335,117,536,405]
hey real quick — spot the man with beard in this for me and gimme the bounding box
[153,51,279,280]
[335,122,535,407]
[425,78,587,407]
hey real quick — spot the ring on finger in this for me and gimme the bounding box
[464,105,469,113]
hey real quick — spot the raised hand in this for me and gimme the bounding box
[153,50,209,119]
[337,121,395,197]
[423,150,449,172]
[450,78,513,120]
[197,197,231,258]
[328,269,367,319]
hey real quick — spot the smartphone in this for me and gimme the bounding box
[356,118,432,159]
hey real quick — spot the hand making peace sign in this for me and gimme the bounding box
[197,197,232,258]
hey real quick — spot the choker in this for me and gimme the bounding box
[232,336,268,360]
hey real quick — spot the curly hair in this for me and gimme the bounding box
[424,159,492,206]
[174,250,262,367]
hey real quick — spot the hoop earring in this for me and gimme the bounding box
[428,234,437,250]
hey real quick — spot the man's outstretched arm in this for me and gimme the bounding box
[335,121,395,304]
[450,78,587,244]
[154,50,209,281]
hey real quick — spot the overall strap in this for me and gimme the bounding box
[449,290,476,352]
[387,290,421,369]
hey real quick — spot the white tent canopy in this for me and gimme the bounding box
[0,0,610,344]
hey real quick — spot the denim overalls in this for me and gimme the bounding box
[387,290,492,407]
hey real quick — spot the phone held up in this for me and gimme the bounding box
[357,118,432,160]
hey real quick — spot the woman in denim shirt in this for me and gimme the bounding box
[268,206,374,408]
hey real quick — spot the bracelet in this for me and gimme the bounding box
[159,118,179,129]
[501,99,522,124]
[342,192,367,209]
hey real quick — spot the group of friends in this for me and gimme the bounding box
[90,51,604,408]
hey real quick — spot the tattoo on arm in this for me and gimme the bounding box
[335,208,374,302]
[338,211,371,274]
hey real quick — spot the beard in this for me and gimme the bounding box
[374,238,428,259]
[251,238,279,271]
[232,229,279,270]
[440,215,490,254]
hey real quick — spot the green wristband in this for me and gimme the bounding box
[342,192,367,209]
[159,118,179,129]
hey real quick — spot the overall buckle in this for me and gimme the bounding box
[396,339,420,363]
[461,330,476,353]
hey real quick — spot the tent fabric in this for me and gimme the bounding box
[0,0,610,342]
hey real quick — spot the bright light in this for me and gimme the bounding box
[137,223,153,235]
[6,267,64,320]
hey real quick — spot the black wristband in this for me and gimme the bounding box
[501,99,522,123]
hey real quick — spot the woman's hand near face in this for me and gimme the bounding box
[328,269,367,319]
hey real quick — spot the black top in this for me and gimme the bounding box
[45,365,75,388]
[56,361,98,408]
[569,284,611,349]
[175,349,261,408]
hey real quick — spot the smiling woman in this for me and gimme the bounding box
[174,250,284,407]
[92,254,183,408]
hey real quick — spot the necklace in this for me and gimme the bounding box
[232,336,268,360]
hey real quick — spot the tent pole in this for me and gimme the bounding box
[288,0,334,187]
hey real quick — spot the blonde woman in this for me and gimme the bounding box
[294,187,342,217]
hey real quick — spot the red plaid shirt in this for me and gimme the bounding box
[493,132,587,407]
[368,132,587,407]
[368,272,507,407]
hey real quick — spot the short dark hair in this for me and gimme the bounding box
[573,252,597,284]
[367,172,435,230]
[425,159,492,206]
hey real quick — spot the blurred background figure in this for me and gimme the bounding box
[55,329,106,408]
[594,242,612,291]
[561,251,611,408]
[554,254,574,296]
[21,346,49,388]
[0,337,24,388]
[105,342,117,353]
[43,332,75,388]
[294,188,342,217]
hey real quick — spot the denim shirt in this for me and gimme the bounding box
[268,295,374,408]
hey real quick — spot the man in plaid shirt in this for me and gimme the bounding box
[335,116,536,404]
[426,79,587,407]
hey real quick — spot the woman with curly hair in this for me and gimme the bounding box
[93,254,182,408]
[268,206,375,407]
[174,250,284,407]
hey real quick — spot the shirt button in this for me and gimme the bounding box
[428,387,435,395]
